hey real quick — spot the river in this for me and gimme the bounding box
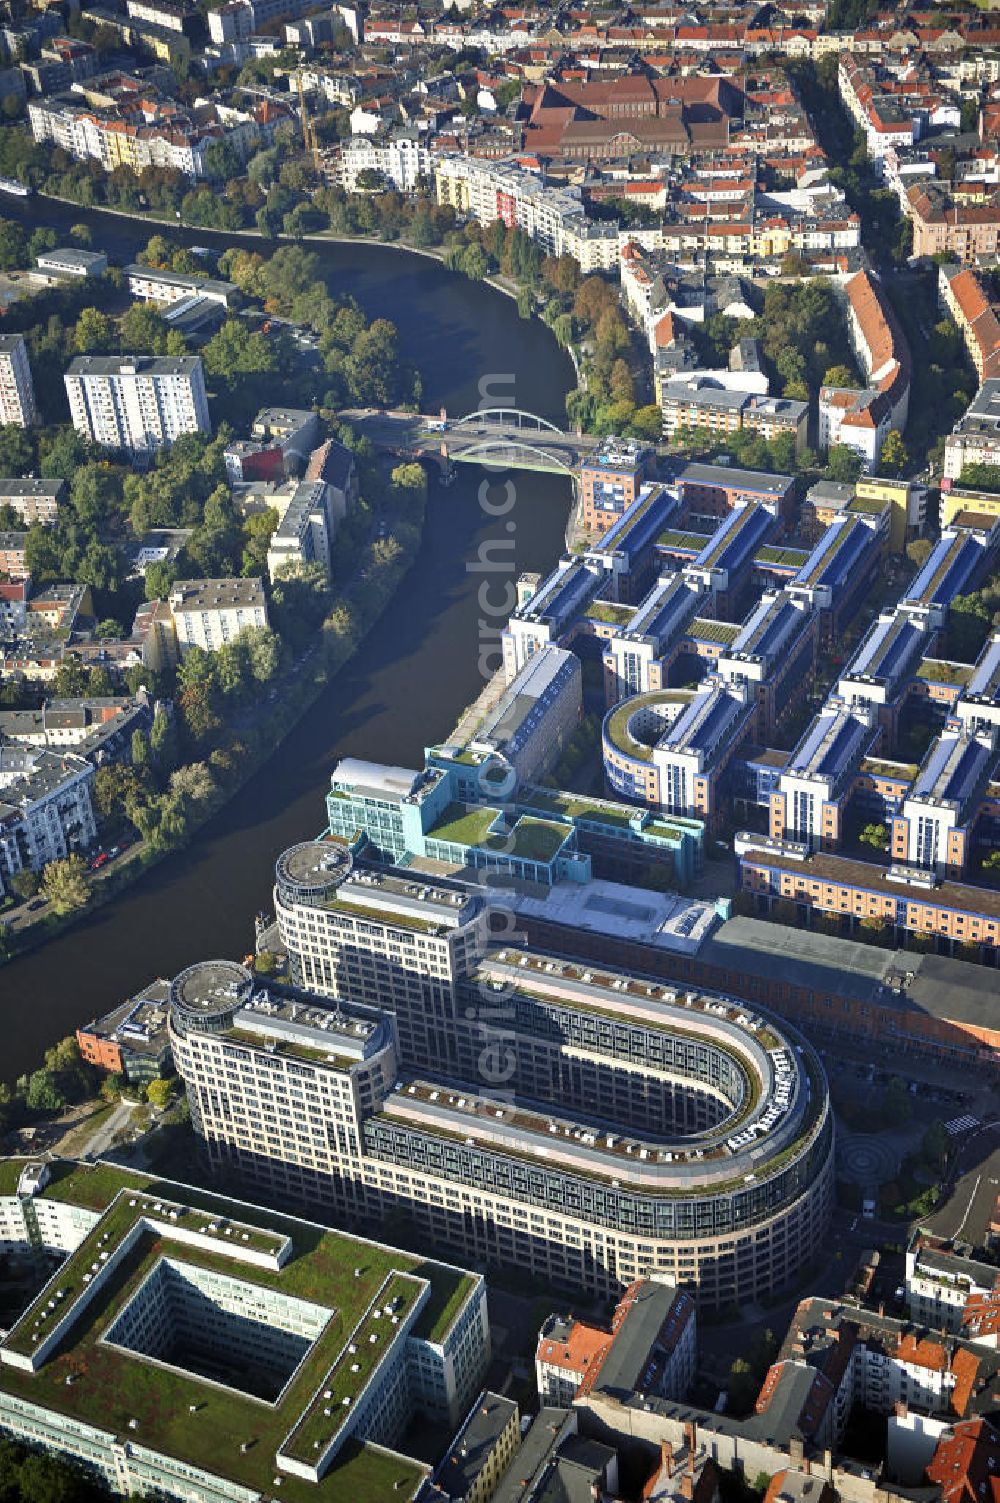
[0,198,575,1083]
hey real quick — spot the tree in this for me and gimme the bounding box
[203,320,277,381]
[906,538,933,569]
[144,559,177,601]
[460,243,488,281]
[120,301,168,354]
[146,1076,175,1110]
[880,430,908,477]
[827,444,863,482]
[150,705,178,770]
[169,762,215,805]
[93,763,141,821]
[25,1069,65,1113]
[131,728,150,772]
[728,1357,757,1414]
[242,625,280,683]
[178,681,220,743]
[630,405,664,442]
[71,463,120,526]
[0,424,33,480]
[73,306,114,354]
[10,869,39,900]
[859,822,889,852]
[884,1075,912,1127]
[41,855,90,915]
[390,462,427,499]
[823,364,856,387]
[39,427,86,480]
[99,1072,124,1104]
[0,217,26,270]
[922,1119,950,1170]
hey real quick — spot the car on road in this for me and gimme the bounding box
[27,897,46,911]
[90,852,110,871]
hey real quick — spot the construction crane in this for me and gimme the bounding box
[296,71,321,173]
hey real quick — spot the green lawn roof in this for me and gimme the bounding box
[585,600,636,626]
[426,802,500,849]
[0,1161,477,1503]
[687,617,740,644]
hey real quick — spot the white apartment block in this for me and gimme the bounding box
[168,577,269,653]
[340,135,433,193]
[64,355,210,456]
[0,334,37,428]
[906,1237,999,1334]
[208,0,252,43]
[0,747,97,897]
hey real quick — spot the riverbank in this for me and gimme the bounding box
[0,199,576,1082]
[1,474,430,968]
[35,188,528,301]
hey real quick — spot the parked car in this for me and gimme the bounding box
[90,852,110,871]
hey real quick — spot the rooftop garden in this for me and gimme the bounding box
[605,701,655,762]
[326,898,439,933]
[426,802,500,850]
[0,1162,473,1345]
[586,600,636,626]
[798,517,856,585]
[0,1159,28,1196]
[522,788,636,829]
[688,617,740,644]
[656,528,711,552]
[0,1165,476,1503]
[861,757,918,782]
[754,545,809,568]
[916,658,973,687]
[505,816,569,863]
[281,1272,426,1467]
[847,493,888,516]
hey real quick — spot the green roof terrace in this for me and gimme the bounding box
[917,659,974,687]
[0,1164,479,1503]
[687,617,741,645]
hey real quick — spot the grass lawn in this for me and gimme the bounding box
[524,789,635,828]
[586,601,636,626]
[916,658,973,687]
[688,617,740,644]
[426,802,499,849]
[657,528,710,552]
[504,817,568,863]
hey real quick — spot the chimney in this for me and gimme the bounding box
[685,1420,697,1452]
[680,1470,695,1500]
[661,1440,674,1475]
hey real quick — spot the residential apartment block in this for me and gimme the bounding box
[0,746,97,897]
[64,355,210,457]
[167,577,269,654]
[0,335,36,429]
[536,1278,696,1408]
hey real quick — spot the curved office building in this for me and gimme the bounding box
[171,838,835,1310]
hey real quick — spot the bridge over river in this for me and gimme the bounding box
[340,406,607,476]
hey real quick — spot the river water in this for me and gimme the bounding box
[0,199,575,1082]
